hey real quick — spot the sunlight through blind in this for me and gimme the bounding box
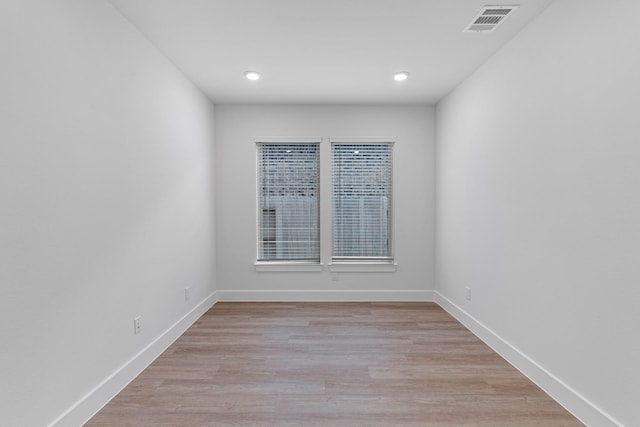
[257,142,320,262]
[332,142,393,261]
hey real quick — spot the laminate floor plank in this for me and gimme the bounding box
[86,302,582,426]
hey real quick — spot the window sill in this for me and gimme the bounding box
[254,262,324,272]
[328,261,397,273]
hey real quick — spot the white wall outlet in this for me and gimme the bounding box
[184,286,191,301]
[465,287,472,301]
[331,273,339,282]
[133,316,142,335]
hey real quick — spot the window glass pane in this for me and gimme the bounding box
[257,143,320,261]
[332,143,393,260]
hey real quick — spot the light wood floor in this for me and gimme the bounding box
[86,302,583,426]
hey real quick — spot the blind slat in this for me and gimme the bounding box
[332,143,393,260]
[257,143,320,261]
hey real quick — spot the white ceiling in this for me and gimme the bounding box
[109,0,554,104]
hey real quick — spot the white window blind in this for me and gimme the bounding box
[332,142,393,261]
[256,142,320,262]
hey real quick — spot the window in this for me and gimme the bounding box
[256,140,320,263]
[332,140,394,263]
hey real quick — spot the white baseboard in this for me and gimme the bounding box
[434,291,621,427]
[217,289,436,302]
[49,289,619,427]
[49,291,218,427]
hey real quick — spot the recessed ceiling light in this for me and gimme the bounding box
[393,71,410,82]
[244,71,260,81]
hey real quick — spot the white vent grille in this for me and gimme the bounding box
[464,5,519,32]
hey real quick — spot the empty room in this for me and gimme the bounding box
[1,0,638,426]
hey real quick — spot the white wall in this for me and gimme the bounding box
[215,105,435,299]
[0,1,216,425]
[436,0,640,425]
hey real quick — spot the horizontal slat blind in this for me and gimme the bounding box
[332,143,393,260]
[257,143,320,261]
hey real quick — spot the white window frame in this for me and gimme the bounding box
[254,137,323,272]
[328,137,397,273]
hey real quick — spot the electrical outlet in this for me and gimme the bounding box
[133,316,142,335]
[331,273,339,282]
[184,286,191,301]
[465,287,472,301]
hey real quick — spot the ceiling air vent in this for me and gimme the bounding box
[464,5,519,32]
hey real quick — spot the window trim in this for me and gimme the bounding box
[255,136,323,144]
[255,137,323,268]
[254,261,324,272]
[329,137,396,269]
[329,136,395,145]
[328,261,397,273]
